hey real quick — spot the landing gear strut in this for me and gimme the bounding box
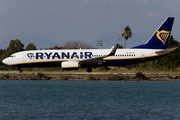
[19,70,22,73]
[18,68,22,73]
[87,67,92,72]
[13,67,23,73]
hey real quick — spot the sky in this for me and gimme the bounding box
[0,0,180,49]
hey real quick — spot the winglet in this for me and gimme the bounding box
[108,44,119,56]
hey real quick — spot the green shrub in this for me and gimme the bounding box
[136,72,145,78]
[37,73,45,78]
[4,74,9,78]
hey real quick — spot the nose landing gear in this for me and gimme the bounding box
[13,67,22,73]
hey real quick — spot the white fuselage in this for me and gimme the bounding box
[2,48,168,68]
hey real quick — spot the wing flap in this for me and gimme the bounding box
[79,56,104,64]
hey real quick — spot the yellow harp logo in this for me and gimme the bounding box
[156,30,170,45]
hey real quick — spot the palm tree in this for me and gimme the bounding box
[122,26,133,48]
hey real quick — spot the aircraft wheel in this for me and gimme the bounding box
[87,67,92,72]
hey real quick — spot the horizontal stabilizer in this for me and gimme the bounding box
[155,47,178,54]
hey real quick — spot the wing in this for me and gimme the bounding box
[79,44,119,65]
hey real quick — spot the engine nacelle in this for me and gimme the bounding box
[61,61,79,70]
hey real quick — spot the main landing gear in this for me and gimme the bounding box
[18,68,22,73]
[19,70,22,73]
[87,67,92,72]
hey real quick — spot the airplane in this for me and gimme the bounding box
[2,17,177,72]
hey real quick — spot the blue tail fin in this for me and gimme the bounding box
[132,17,174,49]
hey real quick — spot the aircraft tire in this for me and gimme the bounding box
[87,67,92,72]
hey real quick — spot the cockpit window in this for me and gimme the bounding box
[9,55,16,58]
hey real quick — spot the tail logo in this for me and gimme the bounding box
[156,30,170,45]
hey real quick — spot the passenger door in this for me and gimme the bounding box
[22,53,27,62]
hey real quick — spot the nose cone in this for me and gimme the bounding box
[2,58,9,65]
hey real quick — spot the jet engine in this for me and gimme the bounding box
[61,61,79,70]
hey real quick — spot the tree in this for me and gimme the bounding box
[122,26,133,48]
[168,36,180,48]
[117,44,123,49]
[7,39,24,54]
[62,40,95,49]
[26,43,37,50]
[1,39,24,60]
[0,49,6,59]
[49,46,63,49]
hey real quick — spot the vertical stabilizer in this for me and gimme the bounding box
[132,17,174,49]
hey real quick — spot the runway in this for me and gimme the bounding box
[0,71,136,75]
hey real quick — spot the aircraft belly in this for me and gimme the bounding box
[104,54,167,66]
[12,61,62,68]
